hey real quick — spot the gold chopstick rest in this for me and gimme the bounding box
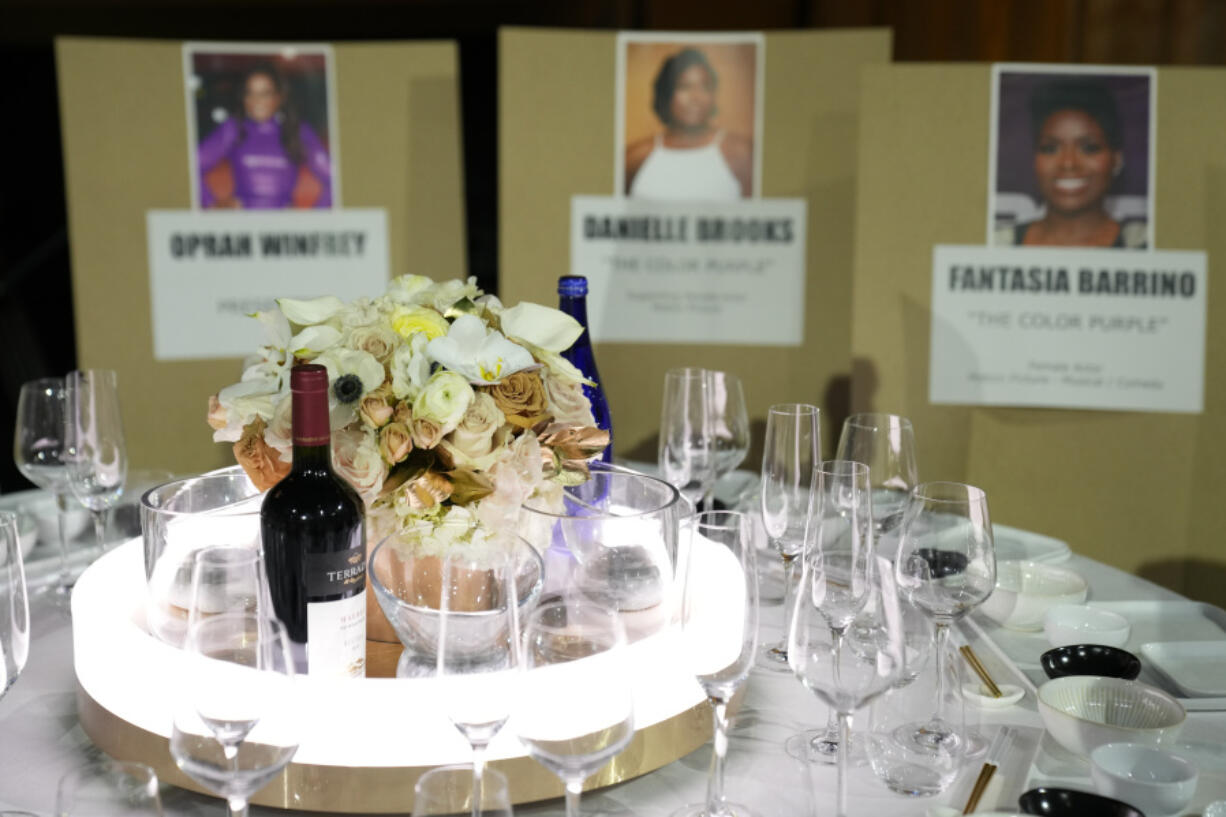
[962,761,997,813]
[959,644,1003,698]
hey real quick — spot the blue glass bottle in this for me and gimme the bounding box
[557,275,613,463]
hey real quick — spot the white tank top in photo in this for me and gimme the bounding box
[629,131,743,201]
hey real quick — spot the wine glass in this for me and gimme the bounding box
[659,367,717,510]
[412,764,513,817]
[515,597,634,817]
[893,482,995,752]
[186,546,272,633]
[435,539,522,817]
[170,611,299,817]
[789,554,905,817]
[835,413,918,557]
[785,460,874,765]
[56,759,164,816]
[709,372,750,502]
[758,403,820,669]
[63,369,128,554]
[0,512,30,700]
[13,377,75,597]
[673,510,759,817]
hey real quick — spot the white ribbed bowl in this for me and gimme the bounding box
[1037,675,1185,758]
[981,560,1088,631]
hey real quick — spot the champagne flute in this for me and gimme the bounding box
[758,403,820,669]
[412,765,513,817]
[435,539,522,817]
[708,372,750,502]
[785,461,874,765]
[13,377,74,596]
[0,512,30,700]
[170,611,299,817]
[789,555,905,817]
[673,510,759,817]
[64,369,128,554]
[186,546,272,633]
[56,759,163,816]
[515,597,634,817]
[835,413,917,556]
[893,482,995,751]
[659,367,716,510]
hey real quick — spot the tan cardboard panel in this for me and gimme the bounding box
[851,65,1226,602]
[500,27,892,462]
[57,37,466,477]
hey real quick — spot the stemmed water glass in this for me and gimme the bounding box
[412,765,514,817]
[835,413,917,557]
[435,541,523,817]
[170,610,299,817]
[708,372,750,504]
[13,377,74,596]
[515,597,634,817]
[758,403,820,669]
[659,367,716,510]
[0,513,30,700]
[56,759,164,816]
[64,369,128,554]
[186,546,271,633]
[893,482,995,752]
[786,461,874,765]
[673,510,759,817]
[789,554,905,817]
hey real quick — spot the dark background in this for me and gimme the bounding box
[2,0,1224,492]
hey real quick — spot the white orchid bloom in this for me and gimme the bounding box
[500,302,583,352]
[427,314,535,384]
[276,295,346,326]
[212,377,279,442]
[288,324,343,359]
[313,347,387,429]
[391,333,432,401]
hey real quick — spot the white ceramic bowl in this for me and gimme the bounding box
[1090,742,1198,817]
[19,495,91,544]
[980,560,1088,631]
[1045,604,1131,648]
[1037,675,1186,758]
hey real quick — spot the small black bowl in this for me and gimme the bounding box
[911,547,969,579]
[1040,644,1142,680]
[1019,786,1145,817]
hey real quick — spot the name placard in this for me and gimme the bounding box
[147,209,389,360]
[929,245,1207,413]
[570,196,807,345]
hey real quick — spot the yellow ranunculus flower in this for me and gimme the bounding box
[390,305,449,340]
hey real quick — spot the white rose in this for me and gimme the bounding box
[339,297,381,329]
[425,277,481,313]
[446,392,506,461]
[413,371,474,434]
[386,275,433,305]
[391,333,432,401]
[331,427,388,506]
[544,373,596,427]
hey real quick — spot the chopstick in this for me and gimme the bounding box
[962,726,1015,814]
[959,644,1003,698]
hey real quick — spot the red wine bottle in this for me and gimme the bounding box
[261,364,366,678]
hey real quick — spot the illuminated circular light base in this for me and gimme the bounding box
[72,540,712,813]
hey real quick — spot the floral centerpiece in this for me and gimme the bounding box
[206,275,607,636]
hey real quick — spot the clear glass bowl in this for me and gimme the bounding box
[140,466,262,646]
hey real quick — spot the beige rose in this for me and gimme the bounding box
[485,370,548,429]
[348,325,398,363]
[331,427,388,506]
[410,416,445,450]
[393,399,413,425]
[543,374,596,427]
[379,422,414,465]
[233,419,290,492]
[359,386,396,428]
[447,392,506,461]
[206,394,228,431]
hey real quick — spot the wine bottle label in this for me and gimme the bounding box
[306,548,367,597]
[306,590,366,678]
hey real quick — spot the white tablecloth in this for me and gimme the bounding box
[2,552,1224,816]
